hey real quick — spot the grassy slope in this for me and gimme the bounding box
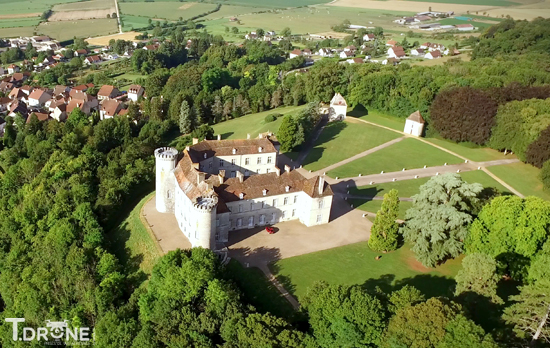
[303,121,401,172]
[225,260,297,321]
[329,137,462,178]
[424,137,509,162]
[106,192,161,276]
[488,162,550,200]
[211,106,305,140]
[37,18,119,40]
[119,2,218,21]
[271,242,463,300]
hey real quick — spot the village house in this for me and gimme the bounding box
[410,48,426,56]
[154,137,333,250]
[347,57,364,64]
[7,64,20,74]
[51,104,68,122]
[455,23,474,31]
[8,100,27,117]
[388,46,406,59]
[363,33,375,41]
[0,97,11,114]
[344,45,356,52]
[100,99,123,120]
[317,48,332,57]
[143,44,160,51]
[394,17,415,25]
[97,85,119,101]
[27,112,51,123]
[302,48,312,56]
[84,55,102,65]
[382,58,400,66]
[74,49,88,57]
[289,49,303,59]
[420,42,445,52]
[245,32,258,40]
[339,50,354,59]
[424,50,442,59]
[28,89,52,107]
[386,40,397,47]
[403,110,425,137]
[127,84,145,102]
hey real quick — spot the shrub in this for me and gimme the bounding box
[541,160,550,190]
[264,113,281,123]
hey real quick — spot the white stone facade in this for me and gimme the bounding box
[155,138,333,251]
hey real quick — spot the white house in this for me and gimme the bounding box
[387,46,406,59]
[339,50,354,59]
[7,64,19,74]
[455,24,474,31]
[403,110,425,137]
[329,93,347,121]
[289,49,302,59]
[410,48,426,56]
[127,84,145,102]
[27,89,51,107]
[363,33,375,41]
[154,138,333,250]
[424,50,442,59]
[84,55,102,65]
[317,48,332,57]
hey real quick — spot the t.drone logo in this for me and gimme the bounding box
[5,318,92,345]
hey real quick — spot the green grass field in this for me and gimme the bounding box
[225,260,297,321]
[439,18,495,28]
[0,0,76,15]
[357,111,405,132]
[0,17,41,29]
[121,14,151,30]
[424,137,509,162]
[211,106,305,140]
[348,170,512,218]
[271,242,462,300]
[0,26,35,38]
[329,137,462,178]
[119,2,218,21]
[488,162,550,201]
[303,120,402,172]
[52,0,113,11]
[106,192,161,276]
[203,6,415,35]
[405,0,519,6]
[203,4,272,20]
[37,18,119,40]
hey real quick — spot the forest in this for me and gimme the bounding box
[1,16,550,347]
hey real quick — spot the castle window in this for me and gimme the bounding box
[248,216,254,226]
[245,158,250,165]
[260,214,266,224]
[292,209,296,217]
[219,160,224,167]
[231,159,236,165]
[239,204,243,213]
[215,231,220,240]
[271,213,276,222]
[317,214,322,223]
[167,191,172,199]
[266,168,270,173]
[267,156,272,164]
[282,210,286,219]
[294,195,298,203]
[284,197,288,205]
[257,157,262,164]
[237,218,243,227]
[272,199,277,207]
[318,200,324,209]
[230,171,235,178]
[209,162,212,168]
[257,169,260,174]
[216,219,220,227]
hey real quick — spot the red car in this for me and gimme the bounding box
[266,226,275,234]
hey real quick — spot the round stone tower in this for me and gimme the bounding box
[191,194,218,250]
[154,147,178,213]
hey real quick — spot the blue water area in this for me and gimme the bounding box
[455,16,473,21]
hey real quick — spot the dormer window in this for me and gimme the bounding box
[232,148,237,154]
[262,189,267,196]
[258,147,263,153]
[239,193,244,199]
[285,186,290,192]
[203,153,207,159]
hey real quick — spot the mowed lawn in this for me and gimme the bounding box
[271,242,462,301]
[358,111,405,131]
[212,106,305,140]
[349,170,512,218]
[106,192,161,276]
[329,137,462,178]
[488,162,550,201]
[424,137,509,162]
[120,2,218,21]
[303,120,401,172]
[37,18,119,40]
[0,0,76,15]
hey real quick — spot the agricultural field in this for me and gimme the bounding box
[203,5,273,20]
[52,0,114,12]
[120,15,151,31]
[271,241,463,300]
[211,106,306,140]
[0,26,35,38]
[86,31,141,45]
[438,17,495,28]
[328,137,462,178]
[119,2,218,21]
[0,17,41,29]
[37,18,119,41]
[302,120,402,172]
[0,0,76,16]
[205,6,416,35]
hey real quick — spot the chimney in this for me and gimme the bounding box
[218,170,225,184]
[236,170,244,183]
[247,133,251,139]
[192,137,199,145]
[217,134,221,140]
[284,165,291,173]
[197,172,205,185]
[275,166,281,176]
[318,176,325,195]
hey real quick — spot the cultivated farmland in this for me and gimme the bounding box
[119,2,218,21]
[37,18,119,41]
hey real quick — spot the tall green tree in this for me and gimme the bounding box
[455,253,503,304]
[388,285,425,313]
[369,189,400,252]
[437,315,500,348]
[178,100,192,134]
[302,281,386,348]
[503,279,550,345]
[277,115,298,152]
[2,117,16,148]
[402,173,483,267]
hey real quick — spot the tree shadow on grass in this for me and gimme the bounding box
[361,273,456,299]
[302,121,347,167]
[220,132,234,139]
[347,104,369,118]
